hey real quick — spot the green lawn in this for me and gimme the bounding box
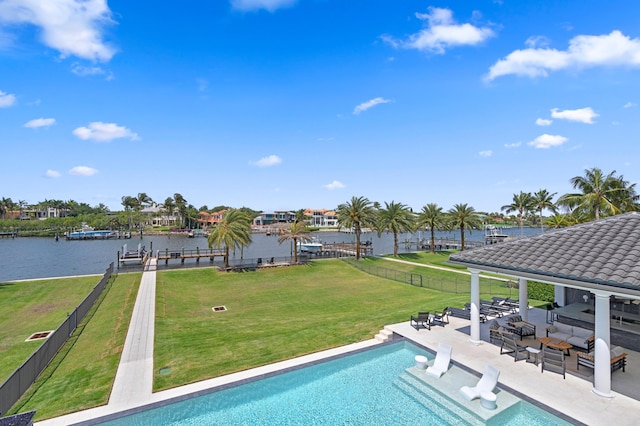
[386,250,467,270]
[0,276,102,381]
[154,260,469,390]
[10,273,141,420]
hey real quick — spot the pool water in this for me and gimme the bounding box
[98,341,572,425]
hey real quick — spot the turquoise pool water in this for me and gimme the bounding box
[99,341,572,425]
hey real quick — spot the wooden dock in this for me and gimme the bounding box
[156,247,226,264]
[315,242,373,257]
[402,239,484,251]
[0,231,16,238]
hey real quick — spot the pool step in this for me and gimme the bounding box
[394,372,485,426]
[374,326,395,342]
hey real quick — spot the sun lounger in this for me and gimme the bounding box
[451,306,487,322]
[425,343,452,378]
[460,365,500,400]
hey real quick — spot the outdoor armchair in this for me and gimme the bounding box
[410,312,432,331]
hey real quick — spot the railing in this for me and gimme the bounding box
[0,263,114,416]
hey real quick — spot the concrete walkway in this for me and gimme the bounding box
[108,258,157,407]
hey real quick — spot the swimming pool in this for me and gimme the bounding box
[95,341,572,425]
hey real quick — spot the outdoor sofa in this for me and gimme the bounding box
[577,346,628,373]
[546,321,594,352]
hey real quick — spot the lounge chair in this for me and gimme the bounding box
[425,343,452,378]
[541,346,566,379]
[500,332,528,361]
[505,315,536,340]
[460,365,500,400]
[432,307,449,326]
[410,312,432,331]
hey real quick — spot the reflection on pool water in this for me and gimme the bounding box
[98,341,572,425]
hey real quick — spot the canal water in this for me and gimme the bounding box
[0,227,543,282]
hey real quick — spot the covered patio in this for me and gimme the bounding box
[448,212,640,398]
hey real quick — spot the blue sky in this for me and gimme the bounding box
[1,0,639,213]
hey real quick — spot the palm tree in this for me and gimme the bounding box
[277,220,312,263]
[558,167,632,221]
[531,189,557,232]
[545,213,570,229]
[501,191,533,236]
[417,203,445,253]
[174,193,187,227]
[376,201,415,256]
[336,196,376,260]
[136,192,153,210]
[207,209,252,268]
[293,208,308,224]
[447,203,482,251]
[121,195,138,230]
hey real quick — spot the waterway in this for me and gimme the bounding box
[0,227,544,282]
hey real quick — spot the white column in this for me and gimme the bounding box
[518,278,528,321]
[469,269,481,345]
[554,285,565,306]
[592,291,613,398]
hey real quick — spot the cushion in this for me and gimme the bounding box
[611,347,624,358]
[548,332,571,342]
[554,322,573,335]
[572,327,593,339]
[567,336,589,349]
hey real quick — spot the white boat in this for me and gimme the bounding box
[297,238,323,253]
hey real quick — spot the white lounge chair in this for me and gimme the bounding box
[425,343,452,378]
[459,365,500,400]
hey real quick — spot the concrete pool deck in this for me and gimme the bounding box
[34,259,640,425]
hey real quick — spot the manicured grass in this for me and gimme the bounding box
[154,260,469,390]
[0,276,101,381]
[10,273,141,420]
[387,250,467,270]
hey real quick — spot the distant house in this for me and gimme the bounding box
[304,208,338,227]
[20,207,69,220]
[198,210,227,227]
[253,211,295,226]
[141,203,178,227]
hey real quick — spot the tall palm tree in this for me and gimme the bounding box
[121,195,138,230]
[162,196,175,226]
[501,191,533,236]
[558,167,631,220]
[136,192,153,210]
[417,203,445,253]
[376,201,415,256]
[336,196,376,260]
[174,193,187,227]
[447,203,482,251]
[278,220,312,263]
[293,208,308,224]
[531,189,557,232]
[207,209,253,268]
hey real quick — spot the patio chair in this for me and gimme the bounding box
[432,307,449,326]
[500,332,529,361]
[425,343,452,378]
[460,364,500,400]
[541,346,566,379]
[488,320,505,345]
[410,312,432,331]
[505,315,536,340]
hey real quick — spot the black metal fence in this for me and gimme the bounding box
[0,263,115,416]
[342,258,514,296]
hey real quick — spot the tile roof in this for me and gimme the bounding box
[449,212,640,291]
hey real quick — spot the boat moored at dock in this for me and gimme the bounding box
[66,223,131,240]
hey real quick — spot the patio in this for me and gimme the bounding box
[388,306,640,425]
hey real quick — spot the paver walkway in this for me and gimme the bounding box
[108,258,157,406]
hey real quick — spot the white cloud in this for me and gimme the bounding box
[24,117,56,128]
[536,118,552,126]
[45,169,61,178]
[324,180,345,190]
[72,122,139,142]
[624,101,636,108]
[525,35,550,48]
[251,155,282,167]
[0,0,116,61]
[69,166,98,176]
[479,150,493,157]
[486,31,640,80]
[551,107,598,124]
[0,90,16,107]
[353,97,391,115]
[527,134,568,149]
[71,63,113,80]
[383,7,494,54]
[230,0,297,12]
[504,142,522,148]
